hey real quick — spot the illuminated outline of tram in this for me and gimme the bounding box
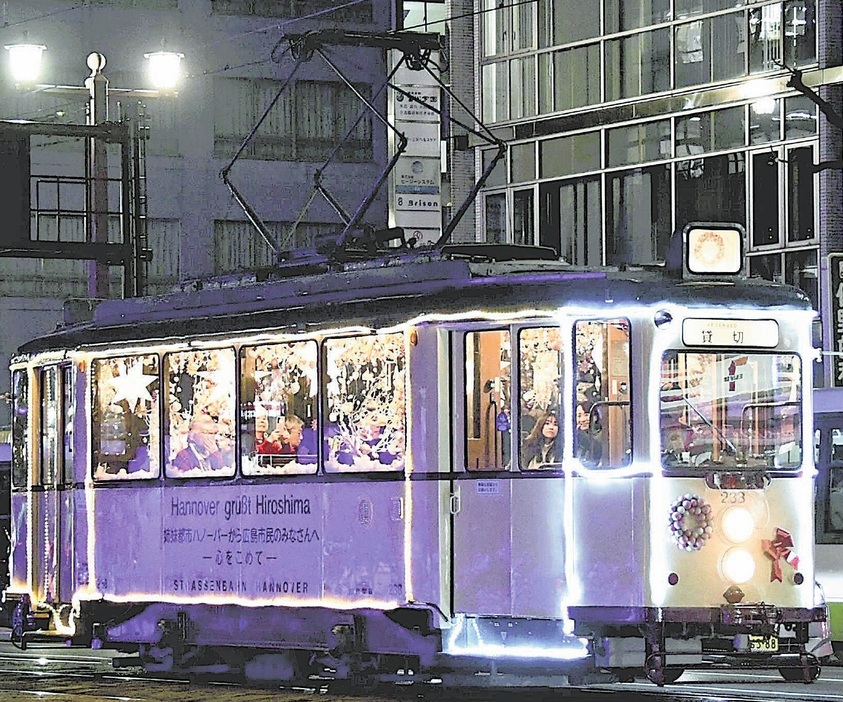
[2,224,828,686]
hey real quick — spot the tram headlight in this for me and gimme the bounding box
[721,547,756,584]
[720,506,755,543]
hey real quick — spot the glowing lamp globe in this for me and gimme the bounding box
[144,50,184,91]
[721,506,755,543]
[5,43,46,85]
[721,547,756,584]
[687,226,743,275]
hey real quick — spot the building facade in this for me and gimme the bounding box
[470,0,842,386]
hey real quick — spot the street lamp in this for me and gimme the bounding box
[144,50,185,91]
[3,42,184,95]
[4,43,46,85]
[2,43,184,298]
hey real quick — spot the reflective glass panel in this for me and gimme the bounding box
[324,334,406,473]
[574,319,632,467]
[518,327,562,470]
[465,329,511,471]
[93,355,161,480]
[605,28,670,100]
[240,341,318,476]
[11,369,28,488]
[539,0,600,47]
[164,348,236,478]
[660,352,802,470]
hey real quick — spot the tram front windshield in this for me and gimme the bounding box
[660,352,802,470]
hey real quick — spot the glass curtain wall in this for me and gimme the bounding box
[478,0,818,286]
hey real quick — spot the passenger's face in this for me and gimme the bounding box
[543,415,558,439]
[287,425,303,448]
[576,405,590,430]
[191,418,219,454]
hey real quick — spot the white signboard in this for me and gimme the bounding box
[389,53,442,242]
[401,121,440,157]
[394,86,440,123]
[682,318,779,348]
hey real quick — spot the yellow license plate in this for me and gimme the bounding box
[748,634,779,653]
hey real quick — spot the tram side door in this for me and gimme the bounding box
[452,328,513,615]
[32,365,74,607]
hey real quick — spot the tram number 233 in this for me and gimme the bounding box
[721,491,746,504]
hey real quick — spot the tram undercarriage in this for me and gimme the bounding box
[7,595,831,688]
[580,603,829,685]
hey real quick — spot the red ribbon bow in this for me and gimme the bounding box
[762,527,800,582]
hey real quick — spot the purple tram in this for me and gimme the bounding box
[3,229,827,686]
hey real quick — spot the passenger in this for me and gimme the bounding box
[172,414,225,472]
[281,414,305,456]
[216,417,236,470]
[522,412,560,470]
[256,415,289,454]
[575,401,603,466]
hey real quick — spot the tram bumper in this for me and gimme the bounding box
[653,603,830,664]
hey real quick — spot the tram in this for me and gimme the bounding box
[812,385,843,660]
[1,223,827,686]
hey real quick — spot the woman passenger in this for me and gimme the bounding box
[522,411,560,470]
[575,401,603,466]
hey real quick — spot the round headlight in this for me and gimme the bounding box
[722,547,756,584]
[721,506,755,543]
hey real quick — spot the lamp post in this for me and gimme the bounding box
[3,43,183,298]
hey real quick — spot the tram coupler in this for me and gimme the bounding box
[10,594,44,650]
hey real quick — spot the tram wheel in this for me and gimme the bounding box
[645,656,684,685]
[778,663,820,683]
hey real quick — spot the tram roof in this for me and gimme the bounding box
[18,245,812,355]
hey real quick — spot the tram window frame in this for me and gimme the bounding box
[572,318,632,469]
[815,419,843,544]
[463,327,512,472]
[39,366,60,486]
[517,326,563,471]
[322,332,406,474]
[163,347,237,479]
[91,354,161,482]
[659,351,802,472]
[239,340,318,477]
[10,368,29,489]
[62,364,74,485]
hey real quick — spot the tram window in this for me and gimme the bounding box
[323,333,405,473]
[164,348,236,479]
[659,352,801,470]
[831,428,843,463]
[92,355,161,480]
[240,341,318,476]
[573,319,631,468]
[828,467,843,532]
[465,329,511,471]
[821,427,843,534]
[40,367,59,486]
[62,365,74,484]
[11,369,28,488]
[518,327,562,470]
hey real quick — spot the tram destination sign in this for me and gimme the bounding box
[683,318,779,348]
[830,253,843,386]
